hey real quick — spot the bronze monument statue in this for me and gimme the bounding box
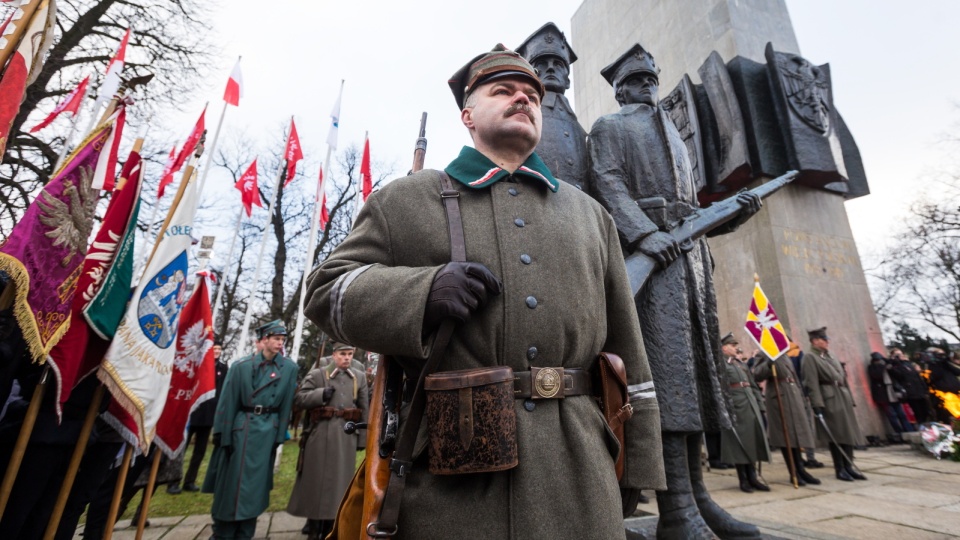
[588,43,763,540]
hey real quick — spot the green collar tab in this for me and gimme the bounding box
[445,146,559,192]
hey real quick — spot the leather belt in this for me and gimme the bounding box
[241,405,280,415]
[514,367,592,400]
[729,381,751,389]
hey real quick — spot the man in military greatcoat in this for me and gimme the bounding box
[587,43,763,540]
[802,327,867,482]
[516,22,589,192]
[752,341,821,486]
[718,333,770,493]
[203,320,298,539]
[287,343,369,540]
[305,43,665,540]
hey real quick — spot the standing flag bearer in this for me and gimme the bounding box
[198,57,243,195]
[211,158,261,327]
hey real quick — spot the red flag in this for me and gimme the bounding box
[30,76,90,133]
[154,271,217,457]
[96,28,130,108]
[157,145,177,198]
[360,136,372,201]
[91,103,127,191]
[47,152,143,416]
[319,192,329,230]
[172,106,206,172]
[223,58,243,106]
[284,118,303,186]
[234,158,262,217]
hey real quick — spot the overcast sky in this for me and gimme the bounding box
[168,0,960,264]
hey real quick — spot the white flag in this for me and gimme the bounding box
[326,81,343,150]
[97,176,199,450]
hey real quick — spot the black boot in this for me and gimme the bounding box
[688,435,762,539]
[305,519,321,540]
[735,465,754,493]
[830,443,853,481]
[654,433,717,540]
[744,463,770,492]
[780,447,805,486]
[792,448,820,485]
[842,444,867,480]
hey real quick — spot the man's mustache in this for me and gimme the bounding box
[504,103,535,121]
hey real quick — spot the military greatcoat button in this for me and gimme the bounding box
[514,218,525,227]
[525,296,538,309]
[527,346,538,360]
[520,254,532,264]
[508,187,519,196]
[524,399,536,412]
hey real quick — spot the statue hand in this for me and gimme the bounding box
[735,191,762,219]
[638,231,681,268]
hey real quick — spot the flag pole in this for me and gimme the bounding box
[53,79,93,171]
[236,119,292,359]
[102,445,133,540]
[0,0,43,72]
[211,206,244,327]
[197,58,238,196]
[0,366,49,519]
[134,450,162,540]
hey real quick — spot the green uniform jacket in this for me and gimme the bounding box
[305,165,666,540]
[720,357,770,464]
[802,347,865,446]
[287,364,369,520]
[203,352,298,521]
[753,355,815,449]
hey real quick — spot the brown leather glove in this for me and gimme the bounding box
[423,262,502,334]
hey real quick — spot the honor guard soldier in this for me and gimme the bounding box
[287,343,369,539]
[516,22,589,192]
[802,326,867,482]
[305,43,665,540]
[718,333,770,493]
[752,342,821,486]
[204,320,298,539]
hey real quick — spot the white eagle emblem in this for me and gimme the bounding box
[173,319,213,377]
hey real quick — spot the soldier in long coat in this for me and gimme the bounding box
[287,343,369,539]
[203,320,298,539]
[718,334,770,493]
[516,23,589,192]
[802,327,866,482]
[588,43,762,540]
[305,44,665,540]
[752,343,821,486]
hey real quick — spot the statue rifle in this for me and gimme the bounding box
[625,170,798,295]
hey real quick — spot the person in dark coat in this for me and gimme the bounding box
[867,352,914,440]
[803,327,867,482]
[203,320,298,540]
[718,334,770,493]
[925,347,960,422]
[168,339,228,493]
[587,43,763,539]
[888,348,930,424]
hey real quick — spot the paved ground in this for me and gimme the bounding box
[80,443,960,539]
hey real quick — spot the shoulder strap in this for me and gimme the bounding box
[371,171,463,536]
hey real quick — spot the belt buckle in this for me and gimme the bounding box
[253,405,264,415]
[531,367,564,399]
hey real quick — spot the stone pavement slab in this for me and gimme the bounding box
[802,515,955,540]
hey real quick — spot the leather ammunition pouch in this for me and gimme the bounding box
[424,366,518,475]
[594,352,633,480]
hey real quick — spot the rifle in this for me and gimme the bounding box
[625,171,798,295]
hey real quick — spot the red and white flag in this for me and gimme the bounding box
[154,271,217,458]
[157,144,177,198]
[30,75,89,133]
[94,27,130,111]
[360,136,372,201]
[223,58,243,107]
[172,106,206,172]
[234,158,262,217]
[284,118,303,186]
[91,100,128,190]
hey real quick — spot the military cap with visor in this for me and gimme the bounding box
[448,43,545,110]
[256,319,287,340]
[600,43,660,91]
[332,342,356,352]
[515,22,578,66]
[807,326,829,341]
[720,332,739,346]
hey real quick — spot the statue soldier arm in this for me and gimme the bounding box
[587,116,679,266]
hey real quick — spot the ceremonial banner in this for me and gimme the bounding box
[157,144,177,198]
[744,280,790,360]
[155,271,216,457]
[172,107,205,172]
[284,118,303,186]
[0,124,111,363]
[47,152,143,414]
[234,158,262,216]
[98,174,199,450]
[30,74,89,133]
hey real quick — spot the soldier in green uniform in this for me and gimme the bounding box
[802,327,867,482]
[718,333,770,493]
[752,342,821,486]
[287,343,369,540]
[203,320,299,539]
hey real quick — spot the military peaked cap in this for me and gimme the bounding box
[807,326,829,341]
[516,22,578,66]
[332,342,356,351]
[256,319,287,340]
[720,332,738,346]
[448,43,545,110]
[600,43,660,89]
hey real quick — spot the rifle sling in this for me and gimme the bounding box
[372,171,464,535]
